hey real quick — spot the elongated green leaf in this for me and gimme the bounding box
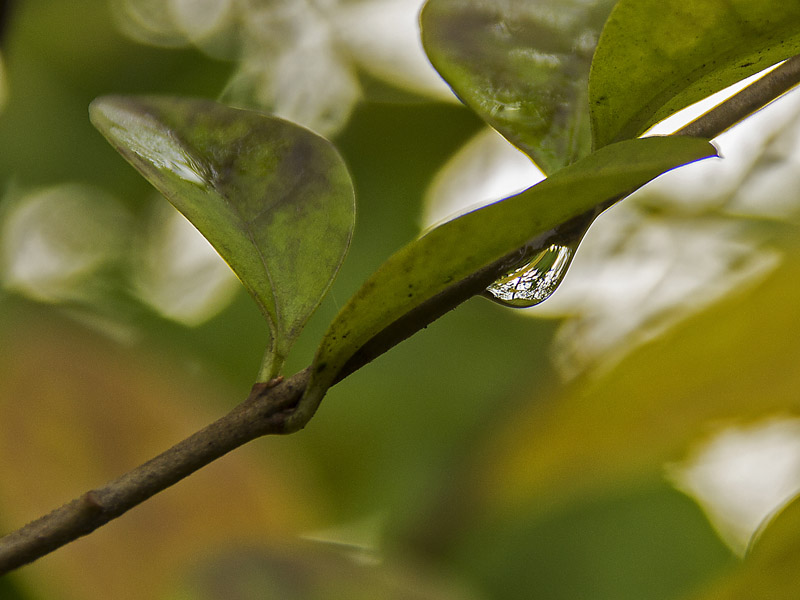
[590,0,800,148]
[303,136,716,412]
[90,96,355,378]
[420,0,617,174]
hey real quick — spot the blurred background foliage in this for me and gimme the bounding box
[1,0,800,598]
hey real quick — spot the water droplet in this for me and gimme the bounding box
[484,241,578,308]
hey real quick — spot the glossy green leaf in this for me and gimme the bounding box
[590,0,800,148]
[90,96,355,378]
[420,0,617,174]
[303,136,715,414]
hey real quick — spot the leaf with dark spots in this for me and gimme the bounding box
[421,0,618,174]
[90,95,355,379]
[589,0,800,147]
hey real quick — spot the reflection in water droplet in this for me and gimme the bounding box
[485,241,577,308]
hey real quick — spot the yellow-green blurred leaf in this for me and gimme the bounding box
[478,240,800,515]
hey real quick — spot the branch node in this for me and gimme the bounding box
[80,491,105,515]
[246,376,285,403]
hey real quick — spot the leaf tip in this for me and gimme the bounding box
[88,95,136,133]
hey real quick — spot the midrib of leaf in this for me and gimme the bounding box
[567,84,589,168]
[218,184,282,337]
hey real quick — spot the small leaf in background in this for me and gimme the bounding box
[589,0,800,148]
[304,136,715,414]
[421,0,617,174]
[174,542,477,600]
[90,96,355,379]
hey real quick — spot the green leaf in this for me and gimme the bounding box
[90,96,355,379]
[420,0,617,174]
[590,0,800,148]
[302,136,716,417]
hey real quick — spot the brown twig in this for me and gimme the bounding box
[0,369,308,574]
[677,55,800,138]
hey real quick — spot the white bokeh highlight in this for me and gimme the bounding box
[668,416,800,555]
[113,0,457,135]
[422,127,544,229]
[134,202,240,326]
[0,184,131,303]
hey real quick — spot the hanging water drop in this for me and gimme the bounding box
[484,240,578,308]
